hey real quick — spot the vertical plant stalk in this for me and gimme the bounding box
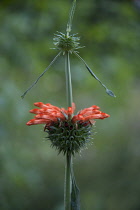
[65,51,73,107]
[64,51,73,210]
[65,152,72,210]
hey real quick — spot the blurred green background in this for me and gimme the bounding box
[1,0,140,209]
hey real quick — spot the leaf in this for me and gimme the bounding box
[21,51,61,98]
[106,89,116,97]
[74,51,116,98]
[71,169,80,210]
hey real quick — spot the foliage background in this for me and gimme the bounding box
[0,0,140,209]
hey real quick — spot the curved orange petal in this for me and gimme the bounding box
[29,108,41,114]
[72,114,84,123]
[79,106,100,116]
[26,119,51,125]
[34,102,48,108]
[80,110,102,117]
[91,105,100,109]
[84,113,110,121]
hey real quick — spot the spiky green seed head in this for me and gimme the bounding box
[45,120,93,155]
[53,32,83,54]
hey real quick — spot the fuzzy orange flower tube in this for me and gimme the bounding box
[26,102,110,155]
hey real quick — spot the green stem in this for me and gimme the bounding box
[64,152,72,210]
[64,51,73,210]
[65,51,73,107]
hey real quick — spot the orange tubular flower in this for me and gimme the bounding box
[27,102,110,155]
